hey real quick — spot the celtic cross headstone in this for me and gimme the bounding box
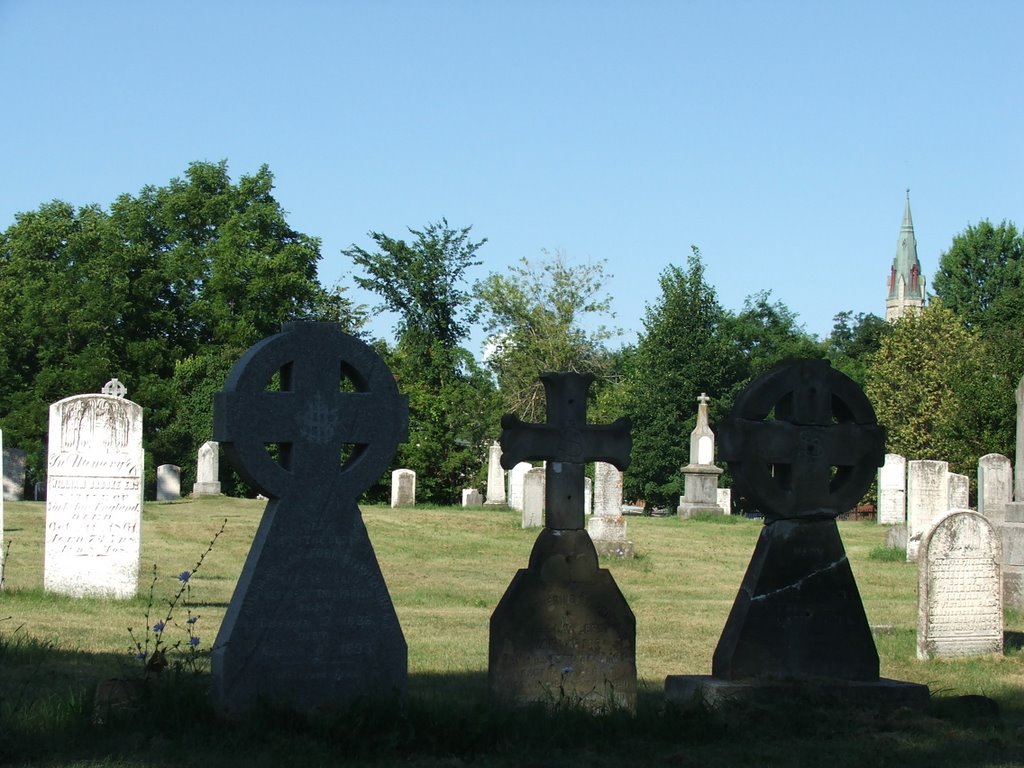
[489,372,637,711]
[666,359,928,710]
[211,322,409,714]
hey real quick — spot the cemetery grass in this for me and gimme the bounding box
[0,500,1021,767]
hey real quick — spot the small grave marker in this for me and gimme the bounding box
[212,322,408,714]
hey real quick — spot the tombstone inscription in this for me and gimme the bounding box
[211,322,409,714]
[44,381,143,598]
[666,359,928,709]
[489,372,636,711]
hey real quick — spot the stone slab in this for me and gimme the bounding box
[489,528,636,712]
[665,675,929,713]
[192,440,221,496]
[917,510,1002,660]
[877,453,906,524]
[2,445,26,501]
[44,393,143,598]
[712,518,879,681]
[156,464,180,501]
[484,441,507,505]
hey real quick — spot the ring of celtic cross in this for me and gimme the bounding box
[716,359,884,520]
[214,322,408,500]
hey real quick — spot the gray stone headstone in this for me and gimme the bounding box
[917,510,1002,660]
[521,467,544,528]
[212,322,409,715]
[390,468,415,508]
[192,440,222,496]
[2,445,26,501]
[1016,374,1024,502]
[906,460,950,561]
[587,461,634,558]
[947,473,970,510]
[484,441,507,505]
[44,390,144,598]
[668,359,927,711]
[507,461,531,511]
[978,453,1012,524]
[877,453,906,524]
[156,464,181,501]
[461,488,482,507]
[491,372,636,711]
[717,487,732,515]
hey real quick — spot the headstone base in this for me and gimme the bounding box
[678,502,726,519]
[192,481,222,496]
[664,675,929,713]
[489,528,636,712]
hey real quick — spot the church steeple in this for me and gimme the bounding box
[885,190,925,322]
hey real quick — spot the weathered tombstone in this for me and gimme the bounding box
[678,393,725,517]
[917,510,1002,660]
[507,461,531,511]
[583,476,592,516]
[44,379,143,598]
[461,488,482,507]
[2,445,26,501]
[192,440,222,496]
[521,467,545,528]
[156,464,181,501]
[877,453,906,524]
[212,322,408,714]
[666,359,927,710]
[587,461,634,557]
[1016,374,1024,502]
[484,441,507,506]
[947,472,970,510]
[906,459,950,561]
[717,487,732,515]
[490,372,636,711]
[978,453,1012,524]
[390,468,416,508]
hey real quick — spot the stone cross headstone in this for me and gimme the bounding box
[484,441,507,505]
[156,464,181,501]
[44,382,143,598]
[678,393,725,518]
[978,453,1012,524]
[211,322,409,714]
[587,461,634,557]
[2,446,26,501]
[917,510,1002,660]
[521,466,545,528]
[507,461,531,511]
[461,488,482,507]
[668,359,928,710]
[877,453,906,525]
[390,468,416,507]
[192,440,221,496]
[906,459,950,561]
[490,372,636,711]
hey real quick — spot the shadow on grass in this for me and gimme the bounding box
[2,647,1024,768]
[1005,630,1024,651]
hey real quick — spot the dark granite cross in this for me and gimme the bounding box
[214,321,408,500]
[500,372,631,530]
[716,358,884,520]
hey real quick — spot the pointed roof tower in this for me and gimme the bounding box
[885,190,925,322]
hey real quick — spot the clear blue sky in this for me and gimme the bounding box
[2,2,1022,355]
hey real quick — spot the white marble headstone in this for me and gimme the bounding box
[484,441,507,505]
[906,459,949,561]
[390,468,415,507]
[507,461,532,512]
[978,453,1012,524]
[917,510,1002,660]
[192,440,222,496]
[44,391,143,598]
[522,467,545,528]
[877,453,906,525]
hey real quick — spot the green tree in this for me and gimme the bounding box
[343,221,500,503]
[865,301,1007,478]
[721,290,823,383]
[623,248,734,508]
[475,250,621,422]
[0,161,358,494]
[823,311,890,387]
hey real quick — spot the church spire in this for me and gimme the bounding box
[885,190,925,322]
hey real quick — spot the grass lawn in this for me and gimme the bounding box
[1,497,1023,767]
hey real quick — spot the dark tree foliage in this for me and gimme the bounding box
[0,161,358,493]
[824,311,890,388]
[343,221,500,504]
